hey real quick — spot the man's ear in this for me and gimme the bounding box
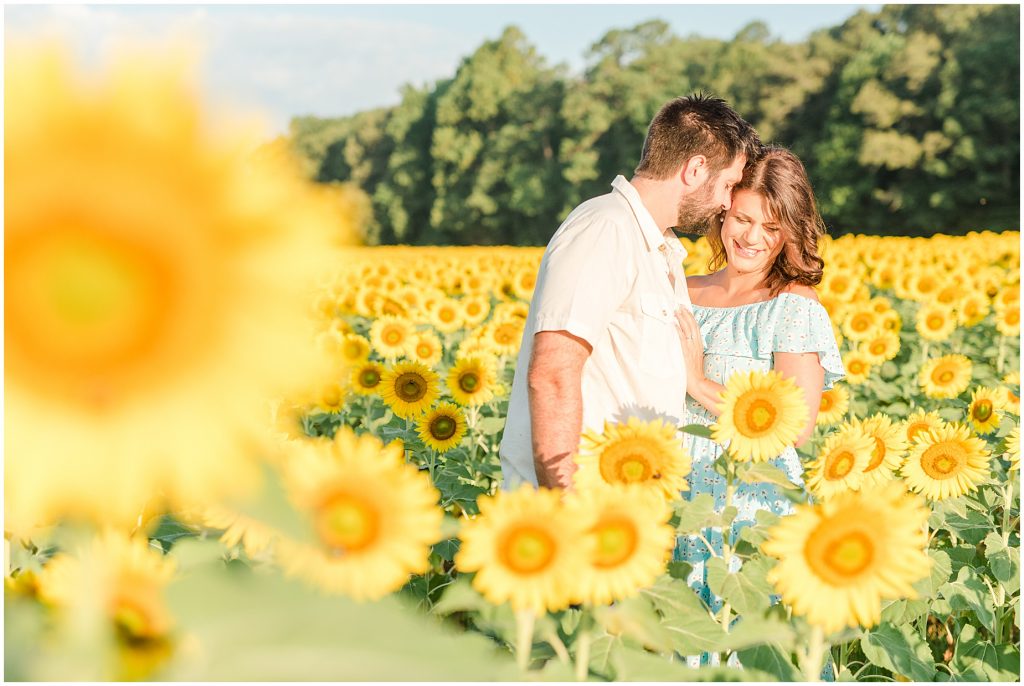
[679,155,710,189]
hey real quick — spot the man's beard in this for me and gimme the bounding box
[674,177,721,236]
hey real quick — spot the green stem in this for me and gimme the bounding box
[575,628,592,681]
[515,609,535,672]
[801,625,826,682]
[998,335,1006,374]
[719,456,736,632]
[1002,479,1013,546]
[921,340,929,366]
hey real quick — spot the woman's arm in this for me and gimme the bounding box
[675,308,726,415]
[772,351,825,447]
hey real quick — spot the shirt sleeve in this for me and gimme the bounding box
[772,295,846,390]
[530,213,636,348]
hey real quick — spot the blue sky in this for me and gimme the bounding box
[7,3,880,135]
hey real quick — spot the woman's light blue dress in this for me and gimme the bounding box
[673,293,845,670]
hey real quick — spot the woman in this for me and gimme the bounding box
[673,146,845,670]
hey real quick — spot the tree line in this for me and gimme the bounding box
[281,4,1020,245]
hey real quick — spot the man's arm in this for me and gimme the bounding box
[527,330,592,490]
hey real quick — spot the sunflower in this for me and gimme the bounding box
[1004,426,1020,471]
[38,530,177,679]
[879,310,902,334]
[762,481,932,635]
[915,303,956,342]
[902,423,992,500]
[314,378,348,413]
[859,331,901,364]
[369,315,414,360]
[995,302,1020,337]
[460,295,492,327]
[806,424,874,499]
[510,266,538,301]
[337,333,372,366]
[957,294,990,327]
[486,318,526,356]
[855,415,908,488]
[417,402,468,453]
[711,370,808,463]
[817,385,850,426]
[427,297,465,334]
[842,306,881,342]
[563,485,676,606]
[278,427,443,600]
[575,417,692,500]
[1000,371,1020,415]
[380,361,441,419]
[455,485,588,614]
[966,387,1006,435]
[5,48,340,532]
[842,350,874,385]
[408,330,444,367]
[919,354,972,399]
[446,354,498,406]
[350,361,386,396]
[902,409,946,444]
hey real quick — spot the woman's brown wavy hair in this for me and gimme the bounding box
[706,145,826,296]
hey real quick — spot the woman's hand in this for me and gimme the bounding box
[675,306,706,390]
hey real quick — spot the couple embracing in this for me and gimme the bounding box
[498,94,846,668]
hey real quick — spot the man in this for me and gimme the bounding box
[499,94,760,490]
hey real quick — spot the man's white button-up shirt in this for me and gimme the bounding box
[499,175,692,488]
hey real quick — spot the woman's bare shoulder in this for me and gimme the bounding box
[782,282,820,303]
[686,272,716,303]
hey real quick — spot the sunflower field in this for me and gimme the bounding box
[5,48,1021,682]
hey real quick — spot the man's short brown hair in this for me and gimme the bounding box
[634,93,761,180]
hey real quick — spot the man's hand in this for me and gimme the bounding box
[528,330,591,490]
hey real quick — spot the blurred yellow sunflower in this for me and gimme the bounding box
[843,306,881,341]
[879,310,902,334]
[278,427,443,600]
[485,318,526,356]
[379,361,441,419]
[337,333,372,366]
[995,302,1020,337]
[806,424,874,499]
[1000,371,1020,415]
[903,408,946,443]
[915,304,957,342]
[575,417,691,500]
[350,360,385,396]
[564,485,675,606]
[762,481,932,635]
[455,485,588,614]
[5,47,339,532]
[859,331,900,364]
[1005,427,1020,471]
[966,387,1006,435]
[428,297,465,334]
[446,354,498,406]
[957,294,990,327]
[460,294,492,327]
[842,350,874,385]
[38,530,177,679]
[408,330,444,367]
[712,370,808,463]
[417,402,468,453]
[369,315,414,360]
[902,423,991,500]
[855,415,908,488]
[919,354,973,399]
[817,385,850,426]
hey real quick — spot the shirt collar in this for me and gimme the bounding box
[610,175,688,259]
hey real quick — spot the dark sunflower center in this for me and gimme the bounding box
[973,401,993,422]
[396,372,427,402]
[430,416,457,440]
[359,368,381,388]
[459,372,479,392]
